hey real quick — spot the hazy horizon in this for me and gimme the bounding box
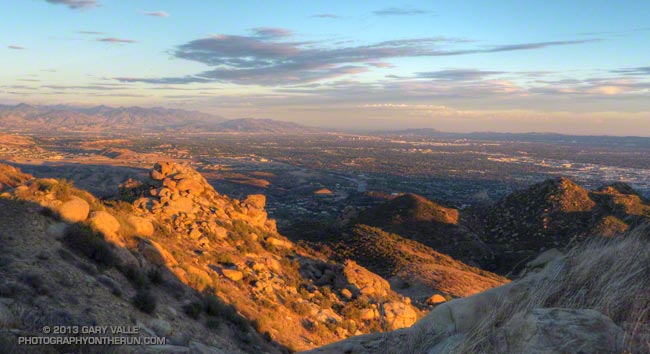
[2,0,649,135]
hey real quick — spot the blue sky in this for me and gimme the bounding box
[1,0,650,134]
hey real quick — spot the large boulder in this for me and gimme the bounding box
[151,161,175,180]
[383,301,418,329]
[163,196,194,215]
[138,239,178,267]
[496,308,624,354]
[127,215,154,236]
[244,194,266,209]
[88,211,120,236]
[57,196,90,223]
[221,269,244,282]
[175,178,204,196]
[343,260,391,298]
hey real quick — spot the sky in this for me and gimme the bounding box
[1,0,650,135]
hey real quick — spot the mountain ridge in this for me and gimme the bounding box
[0,104,318,134]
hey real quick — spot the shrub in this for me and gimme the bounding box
[19,271,49,296]
[183,301,203,319]
[206,318,221,329]
[63,223,116,268]
[38,206,61,220]
[147,268,164,285]
[119,265,149,289]
[202,294,249,332]
[132,289,156,314]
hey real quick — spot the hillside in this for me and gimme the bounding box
[470,176,650,273]
[0,162,421,353]
[352,193,492,264]
[0,132,35,146]
[331,225,507,304]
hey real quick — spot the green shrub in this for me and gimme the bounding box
[132,289,156,314]
[202,294,249,332]
[147,268,164,285]
[183,301,203,319]
[63,223,116,268]
[119,265,149,289]
[19,271,49,296]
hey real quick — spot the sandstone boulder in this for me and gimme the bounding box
[244,194,266,209]
[152,161,175,179]
[426,294,447,305]
[343,260,390,298]
[57,197,90,223]
[163,196,194,215]
[88,211,120,236]
[266,236,293,249]
[138,239,178,267]
[383,301,418,329]
[222,269,244,282]
[176,178,204,195]
[127,215,154,237]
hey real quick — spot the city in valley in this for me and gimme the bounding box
[3,125,650,229]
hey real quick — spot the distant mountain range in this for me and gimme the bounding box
[0,104,318,134]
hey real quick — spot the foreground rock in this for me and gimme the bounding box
[496,308,624,354]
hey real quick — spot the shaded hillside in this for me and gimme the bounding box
[331,225,507,304]
[0,163,420,352]
[471,176,650,273]
[352,193,491,264]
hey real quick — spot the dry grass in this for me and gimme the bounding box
[384,225,650,354]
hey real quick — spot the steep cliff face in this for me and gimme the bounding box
[0,163,420,353]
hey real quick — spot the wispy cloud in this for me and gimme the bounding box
[415,69,506,81]
[115,32,598,86]
[45,0,99,10]
[251,27,293,38]
[374,6,432,16]
[312,13,341,19]
[141,10,170,18]
[97,37,138,44]
[611,66,650,75]
[8,45,26,50]
[77,30,106,35]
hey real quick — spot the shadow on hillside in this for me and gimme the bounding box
[0,198,290,354]
[6,161,150,198]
